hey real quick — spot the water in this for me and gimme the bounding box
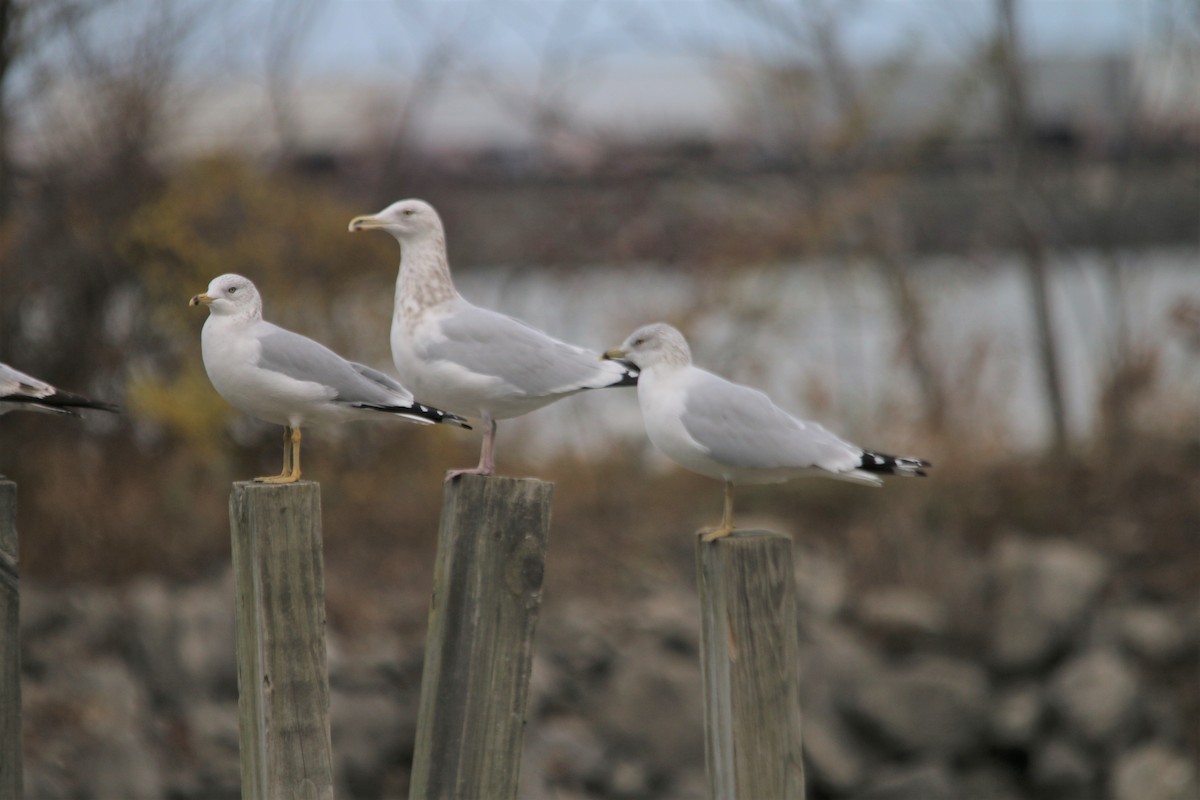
[446,248,1199,461]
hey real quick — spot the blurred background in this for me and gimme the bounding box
[0,1,1197,798]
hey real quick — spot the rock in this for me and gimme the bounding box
[125,571,236,706]
[518,716,608,800]
[1031,737,1096,799]
[1106,604,1191,664]
[176,701,241,797]
[801,697,866,794]
[1112,742,1199,800]
[1049,649,1141,746]
[989,537,1110,670]
[856,585,950,644]
[332,689,412,799]
[845,654,989,758]
[794,539,849,619]
[851,763,956,800]
[595,636,704,771]
[988,682,1044,748]
[959,766,1024,800]
[24,659,164,800]
[634,587,699,656]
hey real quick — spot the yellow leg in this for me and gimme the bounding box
[700,481,736,542]
[256,426,302,484]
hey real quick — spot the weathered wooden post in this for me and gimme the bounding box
[696,529,805,800]
[0,480,20,800]
[230,481,334,800]
[409,474,553,800]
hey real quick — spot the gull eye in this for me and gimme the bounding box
[228,286,238,294]
[402,208,415,217]
[633,338,645,346]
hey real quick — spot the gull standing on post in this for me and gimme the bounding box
[349,199,637,480]
[190,274,469,484]
[0,362,118,416]
[604,323,930,541]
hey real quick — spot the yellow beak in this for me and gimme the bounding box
[189,293,213,306]
[348,215,383,232]
[601,348,627,361]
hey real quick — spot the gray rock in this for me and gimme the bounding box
[176,701,241,797]
[126,571,236,705]
[801,697,866,794]
[857,586,950,643]
[989,682,1044,748]
[1107,604,1191,664]
[959,766,1024,800]
[25,660,165,800]
[851,763,956,800]
[518,716,609,800]
[332,689,412,799]
[1049,649,1141,746]
[596,636,704,771]
[794,540,849,619]
[846,654,989,758]
[989,537,1110,670]
[1112,742,1199,800]
[1031,737,1096,799]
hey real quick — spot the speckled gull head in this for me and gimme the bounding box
[348,199,444,242]
[603,323,692,371]
[189,273,263,320]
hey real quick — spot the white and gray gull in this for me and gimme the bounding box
[604,323,930,541]
[190,273,469,484]
[349,199,637,480]
[0,362,118,416]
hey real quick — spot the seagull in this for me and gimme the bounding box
[349,199,637,480]
[0,362,118,416]
[603,323,930,541]
[190,274,469,484]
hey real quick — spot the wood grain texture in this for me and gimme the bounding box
[0,481,20,800]
[696,529,805,800]
[409,474,553,800]
[230,481,334,800]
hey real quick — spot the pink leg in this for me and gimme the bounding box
[445,415,497,481]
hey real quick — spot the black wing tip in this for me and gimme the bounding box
[605,360,640,388]
[354,401,471,429]
[859,451,932,477]
[2,394,119,414]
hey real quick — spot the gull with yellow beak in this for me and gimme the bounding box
[604,323,930,541]
[190,273,469,484]
[350,199,637,479]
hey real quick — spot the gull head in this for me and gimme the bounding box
[349,199,443,242]
[604,323,692,371]
[190,273,263,319]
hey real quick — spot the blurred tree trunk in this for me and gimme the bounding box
[0,0,17,219]
[804,0,948,434]
[994,0,1069,453]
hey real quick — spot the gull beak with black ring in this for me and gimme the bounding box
[601,347,627,361]
[189,293,213,307]
[348,214,383,233]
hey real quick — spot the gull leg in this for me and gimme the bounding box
[446,415,497,481]
[258,426,302,484]
[700,481,736,542]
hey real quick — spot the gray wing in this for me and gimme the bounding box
[256,326,467,426]
[347,361,415,403]
[681,370,864,473]
[422,302,635,398]
[256,325,411,408]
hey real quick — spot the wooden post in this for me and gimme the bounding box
[409,474,553,800]
[0,481,19,800]
[230,481,334,800]
[696,529,805,800]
